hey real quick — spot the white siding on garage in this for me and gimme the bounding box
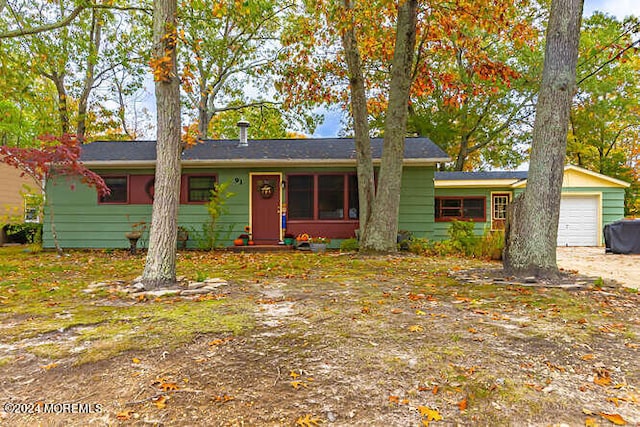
[557,195,599,246]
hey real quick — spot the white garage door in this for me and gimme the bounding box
[557,196,598,246]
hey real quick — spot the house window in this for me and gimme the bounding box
[100,176,128,203]
[434,197,485,221]
[188,175,216,202]
[23,194,41,223]
[288,175,313,219]
[288,173,358,220]
[491,193,511,230]
[318,175,345,219]
[493,194,509,220]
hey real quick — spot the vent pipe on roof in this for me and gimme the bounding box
[237,120,250,147]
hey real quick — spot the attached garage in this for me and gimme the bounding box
[434,165,631,246]
[557,195,599,246]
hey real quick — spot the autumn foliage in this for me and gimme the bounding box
[0,134,109,197]
[278,0,535,113]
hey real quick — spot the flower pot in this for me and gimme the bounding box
[309,243,327,253]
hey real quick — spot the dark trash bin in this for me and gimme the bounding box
[603,219,640,254]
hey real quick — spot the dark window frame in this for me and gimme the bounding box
[434,196,486,222]
[181,173,218,204]
[98,175,129,204]
[286,172,359,221]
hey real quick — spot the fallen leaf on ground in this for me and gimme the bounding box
[290,371,300,379]
[458,397,467,411]
[408,325,424,332]
[296,414,321,426]
[116,410,135,420]
[585,417,597,427]
[594,371,611,387]
[41,363,58,370]
[291,381,307,389]
[132,357,141,364]
[159,382,179,391]
[154,395,167,409]
[417,405,442,421]
[599,412,627,425]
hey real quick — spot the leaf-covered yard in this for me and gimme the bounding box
[0,247,638,426]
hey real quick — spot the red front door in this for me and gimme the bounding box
[251,174,281,244]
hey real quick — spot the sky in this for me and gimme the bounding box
[584,0,640,19]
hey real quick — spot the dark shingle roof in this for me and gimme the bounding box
[435,171,529,181]
[80,137,449,163]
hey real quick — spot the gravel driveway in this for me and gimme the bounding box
[557,246,640,289]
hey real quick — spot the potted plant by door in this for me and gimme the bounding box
[309,236,330,253]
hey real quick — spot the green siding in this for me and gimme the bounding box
[398,167,434,238]
[432,187,513,241]
[44,166,438,249]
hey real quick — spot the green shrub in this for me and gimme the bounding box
[191,181,235,250]
[477,228,505,260]
[4,223,42,244]
[447,220,478,256]
[407,237,433,255]
[340,238,359,252]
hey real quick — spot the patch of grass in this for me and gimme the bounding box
[26,342,74,359]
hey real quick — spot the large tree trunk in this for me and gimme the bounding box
[360,0,417,252]
[142,0,181,289]
[340,0,375,234]
[503,0,583,278]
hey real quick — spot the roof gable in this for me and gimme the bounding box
[561,165,631,188]
[511,165,630,188]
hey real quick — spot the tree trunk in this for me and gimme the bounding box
[340,0,374,234]
[197,90,210,138]
[454,134,469,171]
[77,10,102,142]
[47,196,64,256]
[51,73,70,135]
[142,0,181,289]
[360,0,417,252]
[503,0,584,278]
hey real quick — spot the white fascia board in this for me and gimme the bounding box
[435,179,522,188]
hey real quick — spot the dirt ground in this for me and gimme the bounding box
[1,252,638,427]
[557,247,640,289]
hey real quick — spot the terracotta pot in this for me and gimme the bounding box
[233,238,244,246]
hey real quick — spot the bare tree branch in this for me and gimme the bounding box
[0,3,151,39]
